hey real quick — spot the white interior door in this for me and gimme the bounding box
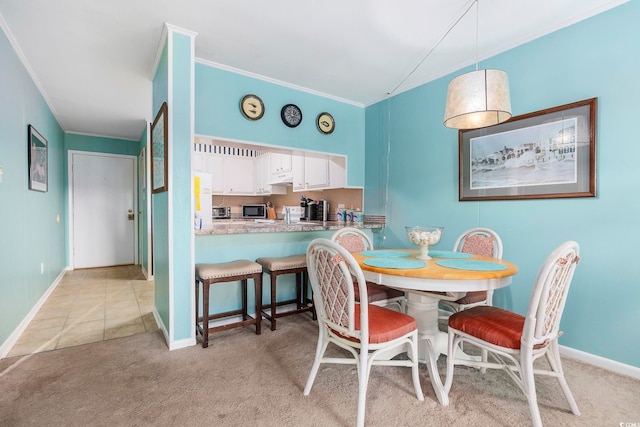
[71,152,136,269]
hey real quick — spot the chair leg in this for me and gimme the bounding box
[521,350,543,427]
[356,347,369,427]
[303,328,329,396]
[548,341,580,415]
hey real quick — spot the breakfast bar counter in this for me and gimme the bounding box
[195,220,383,235]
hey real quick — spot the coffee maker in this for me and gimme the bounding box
[311,200,329,221]
[300,195,313,221]
[300,196,329,222]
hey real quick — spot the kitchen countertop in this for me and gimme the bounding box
[195,220,384,235]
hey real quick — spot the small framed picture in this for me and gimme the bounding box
[151,102,168,194]
[28,125,48,192]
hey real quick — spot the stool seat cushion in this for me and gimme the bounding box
[256,254,307,271]
[196,260,263,280]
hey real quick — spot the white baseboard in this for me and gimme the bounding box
[560,344,640,380]
[151,308,196,351]
[0,268,68,359]
[140,265,152,281]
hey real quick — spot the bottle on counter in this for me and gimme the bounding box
[336,204,347,222]
[346,208,353,223]
[352,209,363,224]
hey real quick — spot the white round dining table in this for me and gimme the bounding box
[352,249,519,406]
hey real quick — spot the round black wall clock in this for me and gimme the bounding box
[316,112,335,135]
[281,104,302,128]
[240,94,264,120]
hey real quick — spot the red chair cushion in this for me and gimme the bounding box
[331,305,417,344]
[448,305,524,349]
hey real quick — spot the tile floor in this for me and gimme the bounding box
[7,265,158,357]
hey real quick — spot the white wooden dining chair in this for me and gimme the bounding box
[303,238,423,427]
[443,241,581,427]
[331,227,406,312]
[439,227,503,317]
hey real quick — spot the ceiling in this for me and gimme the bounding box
[0,0,628,141]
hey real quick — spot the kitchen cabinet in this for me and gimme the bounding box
[292,154,305,191]
[208,155,224,194]
[194,141,346,195]
[193,151,223,193]
[223,156,254,194]
[255,155,286,195]
[304,155,329,189]
[270,152,292,175]
[292,153,346,191]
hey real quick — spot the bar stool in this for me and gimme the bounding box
[256,254,315,331]
[195,260,263,348]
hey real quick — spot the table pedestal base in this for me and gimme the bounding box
[406,292,480,406]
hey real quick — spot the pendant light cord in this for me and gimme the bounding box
[382,1,477,247]
[382,93,392,247]
[388,0,477,96]
[475,0,479,71]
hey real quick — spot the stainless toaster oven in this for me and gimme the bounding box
[212,206,231,219]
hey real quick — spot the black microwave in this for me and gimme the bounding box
[242,204,266,219]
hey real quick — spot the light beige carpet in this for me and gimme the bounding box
[1,315,638,426]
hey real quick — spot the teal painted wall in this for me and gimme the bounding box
[152,40,170,334]
[170,31,195,342]
[65,133,140,156]
[194,64,366,188]
[365,1,639,367]
[0,26,66,347]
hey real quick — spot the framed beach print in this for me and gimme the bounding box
[151,102,168,194]
[459,98,597,201]
[28,125,48,192]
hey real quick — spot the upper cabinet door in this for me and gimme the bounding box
[270,152,292,175]
[223,156,254,194]
[304,155,330,189]
[207,155,224,194]
[292,154,305,191]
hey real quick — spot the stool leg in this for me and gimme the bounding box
[241,279,248,321]
[304,271,317,321]
[295,272,302,310]
[195,279,200,335]
[270,273,277,331]
[254,273,262,335]
[202,280,210,348]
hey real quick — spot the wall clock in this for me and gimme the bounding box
[281,104,302,128]
[316,112,335,135]
[240,94,264,120]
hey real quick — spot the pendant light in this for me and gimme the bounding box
[444,0,511,129]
